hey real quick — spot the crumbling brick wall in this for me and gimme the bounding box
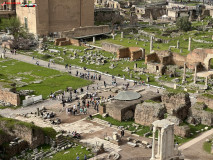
[145,53,160,64]
[0,89,20,106]
[117,48,130,59]
[117,47,144,60]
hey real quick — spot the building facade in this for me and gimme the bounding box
[16,0,94,35]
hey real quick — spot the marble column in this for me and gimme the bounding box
[156,128,161,158]
[188,37,191,51]
[150,127,156,160]
[93,37,95,44]
[160,128,165,160]
[194,65,197,84]
[177,40,180,49]
[182,62,186,83]
[112,34,115,40]
[121,32,124,39]
[150,36,153,53]
[205,76,208,87]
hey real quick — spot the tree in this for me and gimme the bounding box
[176,17,191,32]
[0,17,35,49]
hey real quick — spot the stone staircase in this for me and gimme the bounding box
[56,134,71,149]
[91,118,119,130]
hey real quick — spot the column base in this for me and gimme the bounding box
[150,158,156,160]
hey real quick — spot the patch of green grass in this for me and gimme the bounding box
[144,100,160,103]
[203,141,212,154]
[202,94,213,99]
[18,74,92,98]
[0,59,92,99]
[204,107,213,113]
[41,127,57,139]
[44,145,93,160]
[0,106,21,110]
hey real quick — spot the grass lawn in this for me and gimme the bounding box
[0,59,92,99]
[44,145,93,160]
[203,141,212,154]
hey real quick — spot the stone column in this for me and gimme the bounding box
[134,63,137,69]
[182,62,186,83]
[121,32,124,39]
[160,128,165,160]
[93,37,96,44]
[205,76,208,87]
[112,34,115,40]
[156,128,161,158]
[177,40,180,49]
[188,37,191,51]
[150,36,153,53]
[150,127,156,160]
[37,108,40,116]
[194,65,197,84]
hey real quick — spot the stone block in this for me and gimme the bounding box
[134,102,166,126]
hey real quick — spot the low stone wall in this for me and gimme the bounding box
[0,89,20,106]
[0,120,45,149]
[197,95,213,109]
[61,25,111,38]
[102,42,123,53]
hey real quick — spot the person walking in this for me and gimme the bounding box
[121,129,125,138]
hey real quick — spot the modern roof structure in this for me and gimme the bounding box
[114,91,141,101]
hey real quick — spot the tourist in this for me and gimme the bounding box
[48,63,50,68]
[84,154,87,160]
[76,155,80,160]
[80,107,83,114]
[84,107,87,114]
[13,49,16,55]
[104,81,106,88]
[69,64,71,70]
[121,129,125,138]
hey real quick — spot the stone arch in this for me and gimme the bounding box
[203,54,213,70]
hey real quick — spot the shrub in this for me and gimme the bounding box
[176,17,191,32]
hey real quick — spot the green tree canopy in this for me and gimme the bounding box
[176,17,192,32]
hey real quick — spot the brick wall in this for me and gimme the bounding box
[0,89,20,106]
[117,48,130,59]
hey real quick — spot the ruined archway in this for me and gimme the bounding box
[204,54,213,70]
[209,58,213,70]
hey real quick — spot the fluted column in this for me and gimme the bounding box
[150,126,156,160]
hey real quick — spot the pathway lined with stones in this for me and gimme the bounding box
[179,128,213,151]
